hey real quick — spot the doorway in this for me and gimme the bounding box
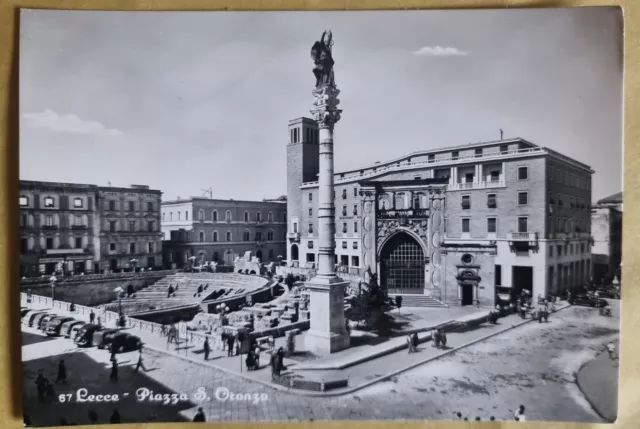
[461,282,474,305]
[256,250,263,261]
[110,259,118,271]
[512,266,534,296]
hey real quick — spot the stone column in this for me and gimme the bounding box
[304,83,350,355]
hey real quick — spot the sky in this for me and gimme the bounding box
[19,7,623,201]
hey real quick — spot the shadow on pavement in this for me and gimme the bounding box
[22,331,58,347]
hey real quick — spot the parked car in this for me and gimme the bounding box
[109,332,142,353]
[24,311,47,327]
[31,312,55,328]
[20,307,31,318]
[61,320,85,338]
[571,294,608,308]
[74,324,104,347]
[45,317,76,336]
[94,329,120,349]
[68,323,87,340]
[38,314,58,330]
[594,288,619,299]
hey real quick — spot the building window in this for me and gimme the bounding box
[352,256,360,267]
[213,231,218,242]
[517,192,528,206]
[353,187,358,197]
[213,210,218,222]
[45,215,53,226]
[243,230,250,241]
[461,218,470,233]
[46,238,54,249]
[226,231,232,241]
[465,173,474,183]
[353,242,359,250]
[451,151,459,160]
[19,196,28,207]
[75,237,82,249]
[244,212,249,222]
[414,176,422,180]
[256,232,263,241]
[74,215,82,226]
[268,212,273,222]
[199,231,204,242]
[73,198,83,208]
[557,245,562,256]
[475,148,482,158]
[199,210,204,221]
[109,200,116,211]
[461,195,471,210]
[226,211,232,221]
[490,171,500,182]
[517,217,528,233]
[44,197,54,208]
[309,193,313,201]
[147,202,154,212]
[20,214,26,227]
[267,230,274,241]
[487,194,497,208]
[110,243,116,251]
[550,166,555,181]
[129,243,136,254]
[549,245,553,257]
[148,242,154,253]
[342,189,347,199]
[353,205,358,215]
[185,211,189,221]
[147,221,155,232]
[342,206,347,216]
[293,222,298,233]
[487,218,497,233]
[308,223,314,233]
[128,201,135,211]
[342,241,347,249]
[129,220,136,232]
[162,213,166,221]
[428,154,435,162]
[500,145,508,153]
[354,222,358,233]
[308,241,314,249]
[342,223,347,233]
[518,166,528,180]
[177,211,181,221]
[256,211,262,222]
[109,221,117,232]
[309,208,313,216]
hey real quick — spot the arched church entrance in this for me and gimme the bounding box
[380,232,425,294]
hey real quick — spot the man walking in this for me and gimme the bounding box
[89,310,95,324]
[227,334,235,357]
[55,359,67,384]
[607,342,616,360]
[203,337,210,361]
[110,358,118,382]
[135,347,147,373]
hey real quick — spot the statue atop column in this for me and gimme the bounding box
[310,31,336,88]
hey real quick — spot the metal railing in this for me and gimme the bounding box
[378,209,429,219]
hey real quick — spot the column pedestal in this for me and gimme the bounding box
[304,275,350,355]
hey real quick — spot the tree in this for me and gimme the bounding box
[347,272,392,330]
[395,295,403,314]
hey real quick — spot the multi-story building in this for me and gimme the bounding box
[591,191,622,285]
[97,185,163,272]
[161,197,287,268]
[19,181,163,277]
[286,117,594,306]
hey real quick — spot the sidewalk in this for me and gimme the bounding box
[22,298,569,396]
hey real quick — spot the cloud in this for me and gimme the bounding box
[21,109,123,136]
[413,46,469,57]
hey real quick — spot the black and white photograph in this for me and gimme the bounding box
[19,7,623,427]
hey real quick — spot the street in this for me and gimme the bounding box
[23,302,619,426]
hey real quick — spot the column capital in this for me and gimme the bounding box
[311,85,342,128]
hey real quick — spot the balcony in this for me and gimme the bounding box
[378,209,429,219]
[71,225,88,230]
[448,179,506,191]
[507,232,539,252]
[287,232,300,243]
[42,225,59,231]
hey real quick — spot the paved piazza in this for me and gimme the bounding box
[23,302,619,426]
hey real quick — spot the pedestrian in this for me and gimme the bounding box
[55,359,67,384]
[193,407,206,422]
[543,309,549,323]
[109,409,121,424]
[35,369,47,403]
[88,409,98,424]
[455,412,462,419]
[406,335,413,353]
[227,334,235,357]
[221,331,227,351]
[135,348,147,372]
[432,329,441,349]
[89,310,95,324]
[514,405,526,422]
[204,337,210,361]
[440,331,448,348]
[254,343,261,369]
[411,332,419,352]
[110,358,118,382]
[276,347,285,375]
[246,350,255,371]
[607,342,616,360]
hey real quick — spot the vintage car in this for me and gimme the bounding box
[68,322,87,340]
[38,314,59,330]
[94,329,120,349]
[108,332,142,353]
[20,307,31,318]
[61,320,85,338]
[24,311,47,327]
[571,294,608,308]
[594,288,619,299]
[74,324,104,347]
[44,316,76,336]
[31,312,55,328]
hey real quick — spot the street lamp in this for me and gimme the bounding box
[129,258,138,273]
[114,286,125,327]
[49,275,57,304]
[216,304,230,324]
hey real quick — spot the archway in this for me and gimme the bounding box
[380,231,425,294]
[290,244,299,262]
